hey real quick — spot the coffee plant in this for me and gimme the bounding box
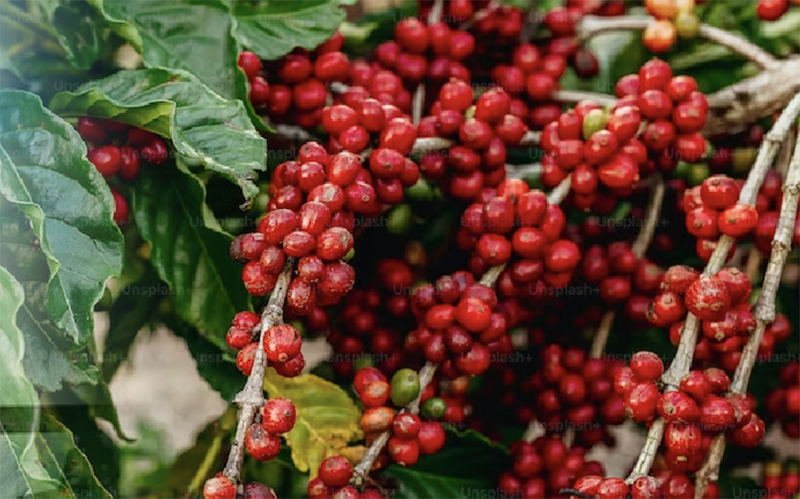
[1,0,799,498]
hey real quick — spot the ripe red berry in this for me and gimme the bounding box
[118,145,140,180]
[658,391,700,423]
[203,475,237,499]
[322,105,358,137]
[77,117,108,143]
[262,397,296,434]
[139,137,169,164]
[318,455,353,487]
[392,413,422,439]
[718,203,759,237]
[238,51,262,80]
[110,187,129,226]
[625,381,660,421]
[243,483,277,499]
[245,423,281,461]
[629,351,664,382]
[263,324,302,363]
[439,79,474,112]
[89,145,122,178]
[685,275,731,321]
[316,227,354,262]
[700,396,736,431]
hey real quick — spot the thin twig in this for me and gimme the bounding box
[411,0,443,125]
[552,90,617,108]
[631,174,666,259]
[694,134,800,499]
[576,16,778,70]
[626,91,800,483]
[223,259,296,485]
[547,175,572,205]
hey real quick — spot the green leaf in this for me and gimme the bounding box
[231,0,355,61]
[51,0,103,71]
[0,267,68,498]
[383,428,512,499]
[0,89,124,345]
[262,368,363,478]
[49,67,267,201]
[39,410,113,499]
[101,270,162,382]
[131,165,251,349]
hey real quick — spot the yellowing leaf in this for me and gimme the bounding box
[339,445,368,465]
[263,368,363,478]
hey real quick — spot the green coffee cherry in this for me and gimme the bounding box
[387,204,413,235]
[390,368,420,407]
[421,397,447,420]
[353,355,374,372]
[582,109,608,140]
[675,12,700,38]
[732,147,757,175]
[687,163,710,187]
[406,178,434,201]
[343,247,356,261]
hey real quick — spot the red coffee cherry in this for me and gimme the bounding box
[263,324,302,363]
[245,423,281,461]
[679,370,712,402]
[262,397,296,434]
[629,351,664,383]
[625,381,660,421]
[203,475,237,499]
[89,145,122,178]
[700,396,736,431]
[685,275,731,321]
[318,455,354,487]
[238,51,262,80]
[719,203,759,237]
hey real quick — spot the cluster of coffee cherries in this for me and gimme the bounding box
[498,436,606,498]
[373,17,475,91]
[244,397,297,462]
[617,59,710,170]
[229,314,305,379]
[761,459,800,499]
[327,259,416,377]
[766,362,800,438]
[456,179,581,293]
[203,475,276,499]
[241,32,350,128]
[682,174,760,254]
[648,265,790,372]
[522,346,626,447]
[354,366,447,467]
[307,455,389,499]
[573,472,719,499]
[75,117,169,226]
[406,272,506,377]
[582,242,664,308]
[541,99,647,211]
[757,0,797,21]
[619,355,765,464]
[416,84,529,201]
[231,145,388,315]
[642,0,702,53]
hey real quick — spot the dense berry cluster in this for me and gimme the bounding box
[240,32,350,128]
[74,117,169,226]
[526,346,626,445]
[327,259,416,377]
[766,362,800,438]
[581,241,664,309]
[642,0,701,53]
[648,265,790,371]
[417,84,529,200]
[499,436,606,498]
[456,179,581,293]
[762,460,800,499]
[406,272,507,377]
[573,472,720,499]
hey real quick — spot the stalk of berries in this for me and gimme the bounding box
[75,117,169,226]
[694,133,800,497]
[204,259,295,499]
[571,92,800,494]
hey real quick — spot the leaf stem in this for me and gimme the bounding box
[223,258,296,486]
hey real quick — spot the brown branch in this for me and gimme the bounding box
[695,134,800,498]
[576,16,778,70]
[627,90,800,483]
[223,258,296,485]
